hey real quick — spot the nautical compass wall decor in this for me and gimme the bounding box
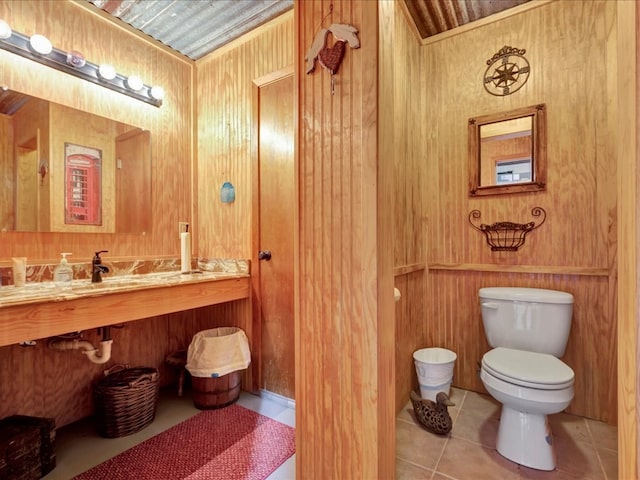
[483,46,530,96]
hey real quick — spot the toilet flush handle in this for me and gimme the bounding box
[481,302,499,309]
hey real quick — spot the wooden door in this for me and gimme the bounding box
[252,68,295,399]
[15,147,38,231]
[116,129,151,234]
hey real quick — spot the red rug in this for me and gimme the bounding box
[75,404,295,480]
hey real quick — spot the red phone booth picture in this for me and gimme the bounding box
[64,143,102,225]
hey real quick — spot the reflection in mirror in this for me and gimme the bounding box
[469,104,546,196]
[0,88,151,233]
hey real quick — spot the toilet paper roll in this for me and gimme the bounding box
[394,287,401,302]
[180,232,191,273]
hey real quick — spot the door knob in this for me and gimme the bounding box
[258,250,272,261]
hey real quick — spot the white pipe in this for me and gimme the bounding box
[49,338,113,364]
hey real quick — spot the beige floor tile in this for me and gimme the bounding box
[517,464,605,480]
[449,408,500,449]
[549,412,591,443]
[457,391,501,420]
[396,457,435,480]
[596,447,618,480]
[487,434,605,480]
[397,387,616,480]
[586,418,618,452]
[396,418,449,470]
[398,400,415,423]
[552,433,606,479]
[446,387,466,423]
[432,474,456,480]
[436,436,520,480]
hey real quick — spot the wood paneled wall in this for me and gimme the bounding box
[296,1,395,479]
[617,2,638,478]
[0,114,13,232]
[195,12,294,259]
[385,0,620,424]
[194,9,294,399]
[0,299,251,427]
[0,0,192,262]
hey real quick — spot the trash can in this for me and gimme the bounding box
[413,347,456,402]
[185,327,251,409]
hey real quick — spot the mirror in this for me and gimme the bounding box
[0,88,151,233]
[468,104,546,196]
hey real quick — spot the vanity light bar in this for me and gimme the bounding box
[0,24,163,107]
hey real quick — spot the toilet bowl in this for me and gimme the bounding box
[480,347,574,471]
[478,287,575,471]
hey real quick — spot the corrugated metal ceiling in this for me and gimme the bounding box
[88,1,530,61]
[87,0,294,60]
[403,0,532,40]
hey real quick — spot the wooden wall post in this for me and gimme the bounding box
[295,1,395,478]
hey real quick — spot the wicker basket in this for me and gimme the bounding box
[0,423,41,480]
[94,365,159,438]
[0,415,56,479]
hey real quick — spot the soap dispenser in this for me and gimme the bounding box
[53,253,73,287]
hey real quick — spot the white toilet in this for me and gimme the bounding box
[478,287,575,471]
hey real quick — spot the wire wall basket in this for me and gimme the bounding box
[468,207,546,251]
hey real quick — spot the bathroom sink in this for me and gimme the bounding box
[69,275,151,294]
[67,271,212,294]
[0,270,246,307]
[0,281,59,300]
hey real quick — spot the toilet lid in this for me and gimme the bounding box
[482,347,574,390]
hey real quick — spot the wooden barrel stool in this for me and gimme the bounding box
[165,350,188,397]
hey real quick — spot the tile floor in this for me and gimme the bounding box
[45,386,618,480]
[44,389,296,480]
[396,387,618,480]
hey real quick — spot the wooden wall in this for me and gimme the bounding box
[195,9,294,395]
[296,1,395,479]
[0,114,13,232]
[11,97,49,231]
[195,12,294,258]
[0,1,251,428]
[48,104,117,233]
[0,300,250,427]
[618,1,638,478]
[385,0,619,424]
[0,0,192,261]
[1,1,636,476]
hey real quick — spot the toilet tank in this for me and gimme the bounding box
[479,287,574,357]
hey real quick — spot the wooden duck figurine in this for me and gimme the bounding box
[410,390,454,435]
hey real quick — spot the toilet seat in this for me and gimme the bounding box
[482,347,574,390]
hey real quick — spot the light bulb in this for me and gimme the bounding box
[0,20,11,40]
[29,34,52,55]
[98,64,116,81]
[126,75,143,91]
[149,85,165,100]
[66,50,86,68]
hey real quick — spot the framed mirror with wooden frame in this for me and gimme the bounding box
[468,104,546,197]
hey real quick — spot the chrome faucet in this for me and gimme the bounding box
[92,250,110,283]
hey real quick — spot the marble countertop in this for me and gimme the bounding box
[0,255,251,309]
[0,270,249,308]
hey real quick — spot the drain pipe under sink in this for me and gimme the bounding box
[49,338,113,364]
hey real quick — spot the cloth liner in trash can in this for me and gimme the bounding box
[185,327,251,409]
[413,347,456,402]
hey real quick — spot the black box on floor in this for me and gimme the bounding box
[0,415,56,479]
